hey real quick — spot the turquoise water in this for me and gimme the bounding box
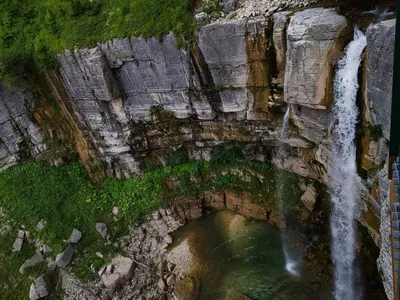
[171,211,332,300]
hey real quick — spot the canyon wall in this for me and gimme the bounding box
[0,5,395,298]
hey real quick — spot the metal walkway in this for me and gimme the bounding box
[391,156,400,299]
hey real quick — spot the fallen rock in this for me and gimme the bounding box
[36,219,46,231]
[166,274,175,287]
[195,12,210,26]
[68,229,82,244]
[20,251,44,273]
[12,237,24,252]
[173,276,200,300]
[158,278,167,291]
[101,256,135,292]
[29,276,49,300]
[56,244,74,268]
[95,223,108,239]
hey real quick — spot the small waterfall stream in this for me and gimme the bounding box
[275,107,300,276]
[330,28,366,300]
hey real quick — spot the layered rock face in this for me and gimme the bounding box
[56,17,283,178]
[0,82,47,170]
[0,6,396,298]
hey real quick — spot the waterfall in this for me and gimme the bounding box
[330,28,366,300]
[275,107,300,276]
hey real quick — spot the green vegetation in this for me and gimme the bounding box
[0,0,196,85]
[367,123,383,141]
[0,143,305,297]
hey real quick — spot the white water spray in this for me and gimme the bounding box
[330,28,366,300]
[275,107,300,276]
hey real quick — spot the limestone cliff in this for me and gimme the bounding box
[0,5,396,298]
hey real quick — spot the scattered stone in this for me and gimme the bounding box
[106,264,114,274]
[167,262,175,272]
[164,235,173,244]
[68,229,82,244]
[166,274,175,287]
[55,244,74,268]
[98,265,107,277]
[40,245,52,254]
[112,206,119,215]
[29,276,49,300]
[95,223,108,239]
[101,256,135,292]
[158,278,167,291]
[12,236,24,252]
[195,12,210,26]
[20,251,44,273]
[221,0,236,14]
[36,219,46,231]
[158,260,168,272]
[152,211,161,220]
[96,252,104,259]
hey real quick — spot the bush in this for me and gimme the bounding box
[0,0,196,84]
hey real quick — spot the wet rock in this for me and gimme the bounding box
[173,276,200,300]
[284,8,352,109]
[153,211,161,220]
[29,276,49,300]
[68,229,82,244]
[95,223,108,239]
[101,256,135,291]
[55,244,74,268]
[20,251,44,273]
[195,12,209,26]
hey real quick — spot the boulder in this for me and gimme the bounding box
[284,8,352,109]
[101,256,135,291]
[55,244,74,268]
[173,276,200,300]
[20,251,44,273]
[12,237,24,252]
[29,276,49,300]
[366,19,396,139]
[95,223,108,239]
[195,12,210,26]
[220,0,236,14]
[68,229,82,244]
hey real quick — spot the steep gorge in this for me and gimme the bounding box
[0,2,397,299]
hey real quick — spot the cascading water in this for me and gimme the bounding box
[330,28,366,300]
[275,107,300,276]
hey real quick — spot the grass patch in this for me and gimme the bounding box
[0,0,196,85]
[0,144,305,296]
